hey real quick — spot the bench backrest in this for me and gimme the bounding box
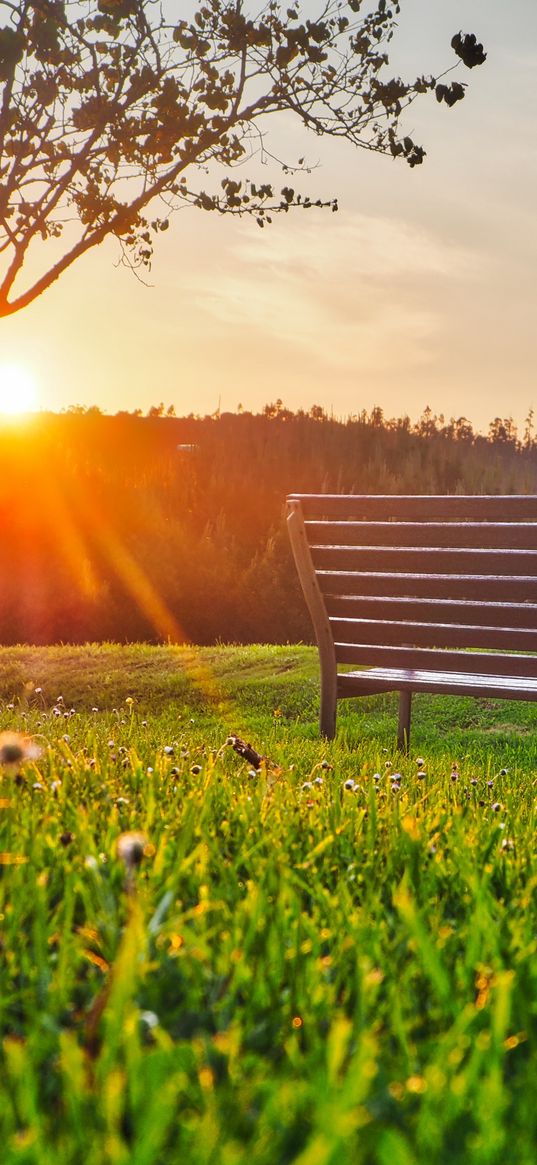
[286,494,537,679]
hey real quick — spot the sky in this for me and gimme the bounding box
[1,0,536,431]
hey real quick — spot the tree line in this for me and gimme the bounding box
[0,404,536,646]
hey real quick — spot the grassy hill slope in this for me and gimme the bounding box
[1,643,537,765]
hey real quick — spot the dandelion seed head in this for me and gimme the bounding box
[0,731,41,768]
[116,831,150,870]
[140,1010,159,1030]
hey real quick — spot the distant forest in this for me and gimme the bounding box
[1,402,537,645]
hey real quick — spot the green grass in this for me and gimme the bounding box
[1,644,537,1164]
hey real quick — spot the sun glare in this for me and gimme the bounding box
[0,363,39,418]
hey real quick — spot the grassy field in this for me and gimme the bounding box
[1,644,537,1164]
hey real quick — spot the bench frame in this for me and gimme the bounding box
[287,494,537,749]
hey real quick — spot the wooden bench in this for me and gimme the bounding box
[287,494,537,749]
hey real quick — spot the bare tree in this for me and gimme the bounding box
[0,1,485,316]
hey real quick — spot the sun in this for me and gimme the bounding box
[0,363,39,417]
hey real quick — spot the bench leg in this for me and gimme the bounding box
[397,691,412,753]
[320,687,337,739]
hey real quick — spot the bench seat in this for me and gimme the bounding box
[286,493,537,748]
[337,668,537,701]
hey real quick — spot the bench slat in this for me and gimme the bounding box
[306,521,537,549]
[334,642,537,678]
[325,595,537,629]
[330,617,537,652]
[317,571,537,601]
[290,494,537,520]
[311,545,537,577]
[337,668,537,701]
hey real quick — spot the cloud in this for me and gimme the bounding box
[186,211,481,376]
